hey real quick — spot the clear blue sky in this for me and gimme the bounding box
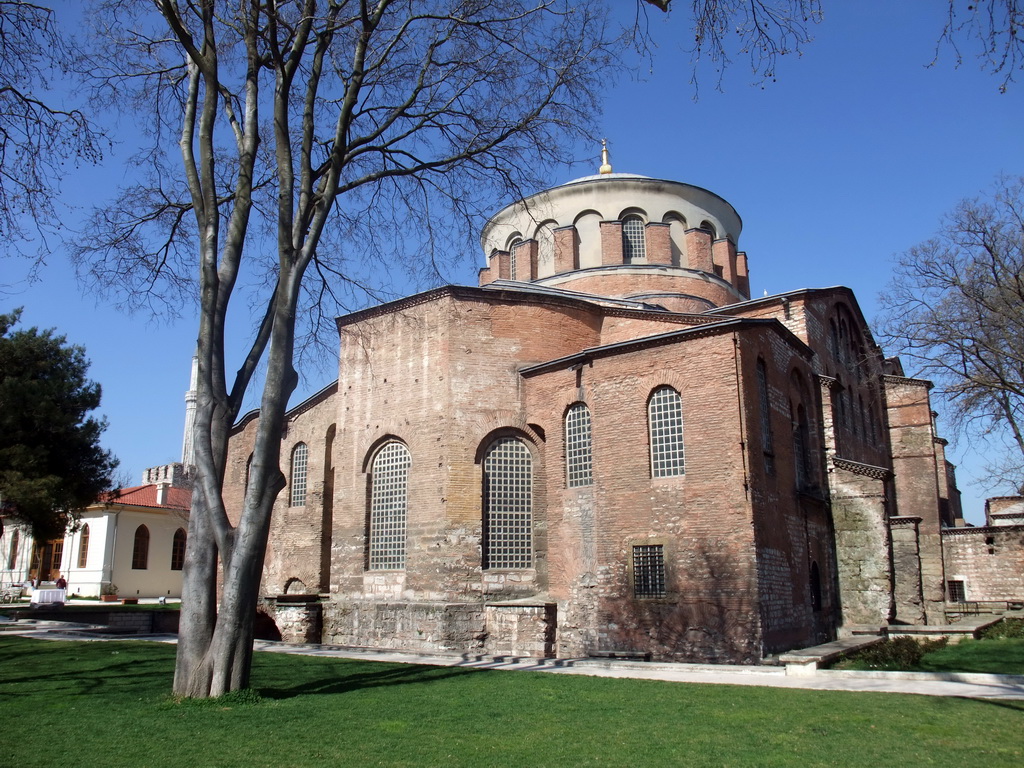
[3,2,1021,523]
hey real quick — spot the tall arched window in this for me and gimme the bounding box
[171,528,187,571]
[622,215,646,263]
[756,358,775,474]
[793,403,812,488]
[290,442,308,507]
[810,561,822,612]
[482,437,532,569]
[368,441,410,570]
[77,524,90,568]
[132,525,150,570]
[648,386,685,477]
[7,530,19,570]
[565,403,593,487]
[508,237,522,280]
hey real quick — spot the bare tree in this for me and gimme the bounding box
[74,0,615,698]
[937,0,1024,92]
[634,1,823,90]
[0,2,103,262]
[879,176,1024,494]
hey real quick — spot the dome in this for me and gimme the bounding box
[479,170,749,310]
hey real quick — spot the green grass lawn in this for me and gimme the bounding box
[0,636,1021,768]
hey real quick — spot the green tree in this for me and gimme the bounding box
[0,309,118,539]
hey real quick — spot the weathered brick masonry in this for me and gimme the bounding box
[225,165,1022,662]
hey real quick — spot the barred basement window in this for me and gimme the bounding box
[368,441,410,570]
[622,215,646,263]
[565,403,593,487]
[171,528,187,571]
[483,437,532,569]
[756,358,775,474]
[77,524,90,568]
[947,579,966,603]
[633,544,666,598]
[648,386,684,477]
[132,525,150,570]
[289,442,308,507]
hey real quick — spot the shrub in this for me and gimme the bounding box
[978,617,1024,640]
[834,636,948,671]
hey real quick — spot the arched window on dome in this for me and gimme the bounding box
[622,215,646,263]
[508,237,522,280]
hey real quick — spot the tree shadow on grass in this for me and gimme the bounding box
[0,637,173,698]
[257,660,488,700]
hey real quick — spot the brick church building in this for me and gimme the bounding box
[223,151,1017,663]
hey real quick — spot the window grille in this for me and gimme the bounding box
[648,387,684,477]
[171,528,187,571]
[508,238,522,280]
[368,441,410,570]
[51,539,63,573]
[633,544,666,598]
[565,403,593,487]
[947,580,966,603]
[77,525,90,568]
[132,526,150,570]
[622,216,646,263]
[290,442,308,507]
[483,437,532,569]
[756,359,774,474]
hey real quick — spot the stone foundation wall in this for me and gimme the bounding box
[324,601,487,654]
[942,526,1024,602]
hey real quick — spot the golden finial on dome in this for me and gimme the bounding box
[599,138,612,174]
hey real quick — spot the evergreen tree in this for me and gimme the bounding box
[0,309,118,539]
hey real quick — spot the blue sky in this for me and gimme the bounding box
[3,2,1022,523]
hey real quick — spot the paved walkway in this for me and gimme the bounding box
[4,618,1024,700]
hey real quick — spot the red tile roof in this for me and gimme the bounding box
[104,484,192,511]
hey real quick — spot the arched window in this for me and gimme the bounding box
[565,403,593,487]
[132,525,150,570]
[793,403,812,488]
[289,442,308,507]
[482,437,533,569]
[171,528,186,571]
[508,237,522,280]
[756,359,775,474]
[77,525,90,568]
[7,530,19,570]
[622,215,646,263]
[648,386,685,477]
[368,441,410,570]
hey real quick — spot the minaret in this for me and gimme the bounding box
[181,354,198,470]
